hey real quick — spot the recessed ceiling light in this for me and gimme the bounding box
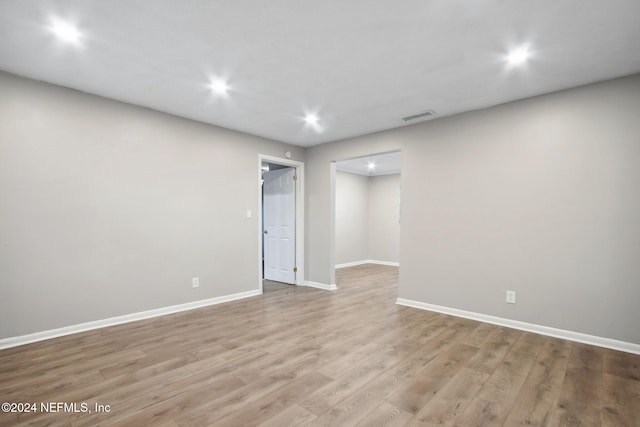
[506,47,530,66]
[209,79,229,96]
[367,162,376,170]
[303,114,319,125]
[50,20,82,45]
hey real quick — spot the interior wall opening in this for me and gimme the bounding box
[333,151,402,291]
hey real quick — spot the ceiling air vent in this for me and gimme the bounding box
[402,110,437,122]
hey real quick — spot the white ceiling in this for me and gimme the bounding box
[336,152,401,177]
[1,1,639,147]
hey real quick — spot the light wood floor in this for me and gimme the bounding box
[263,280,294,293]
[1,264,639,426]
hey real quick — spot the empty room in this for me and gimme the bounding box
[1,1,639,426]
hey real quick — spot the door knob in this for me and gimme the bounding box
[263,230,268,234]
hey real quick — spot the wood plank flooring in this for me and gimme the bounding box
[1,264,639,426]
[263,280,293,293]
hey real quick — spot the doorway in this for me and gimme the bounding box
[258,155,304,293]
[333,151,401,287]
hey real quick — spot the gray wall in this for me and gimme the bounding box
[368,174,400,263]
[0,71,304,339]
[335,171,368,264]
[306,74,640,344]
[335,172,401,265]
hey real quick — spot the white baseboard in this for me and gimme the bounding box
[0,289,261,350]
[396,298,640,355]
[303,281,338,291]
[335,259,400,269]
[369,260,400,267]
[335,260,369,269]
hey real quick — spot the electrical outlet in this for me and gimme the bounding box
[192,277,200,288]
[506,290,516,304]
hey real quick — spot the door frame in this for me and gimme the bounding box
[258,154,305,293]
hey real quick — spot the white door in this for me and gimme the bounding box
[263,167,296,284]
